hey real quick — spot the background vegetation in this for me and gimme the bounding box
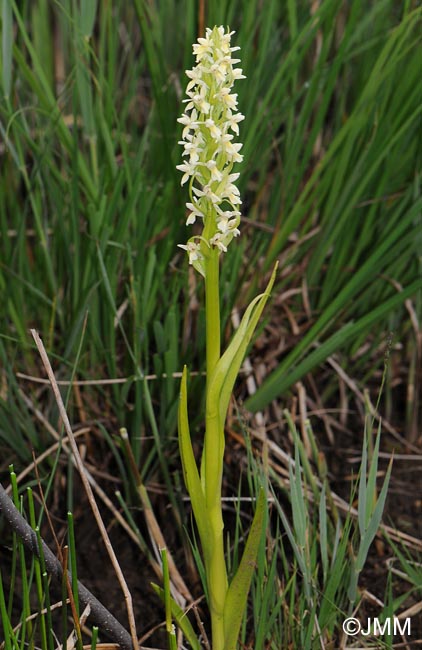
[0,1,421,648]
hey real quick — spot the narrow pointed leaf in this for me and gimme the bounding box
[358,423,368,537]
[223,488,266,650]
[79,0,98,37]
[178,366,211,557]
[208,263,278,428]
[357,456,393,570]
[1,0,13,98]
[290,447,307,548]
[203,264,277,507]
[365,420,382,529]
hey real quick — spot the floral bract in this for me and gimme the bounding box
[177,26,245,275]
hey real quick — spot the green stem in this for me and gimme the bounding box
[208,520,227,650]
[204,247,227,649]
[205,247,221,377]
[204,246,222,506]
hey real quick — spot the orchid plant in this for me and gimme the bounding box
[172,27,277,650]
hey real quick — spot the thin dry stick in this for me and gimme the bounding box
[16,370,207,385]
[31,329,138,650]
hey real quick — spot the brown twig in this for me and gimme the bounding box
[0,483,133,650]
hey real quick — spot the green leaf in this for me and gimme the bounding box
[208,263,278,428]
[79,0,97,37]
[160,549,177,650]
[357,456,393,571]
[223,487,266,650]
[364,420,382,531]
[319,484,328,585]
[151,584,201,650]
[358,419,368,537]
[1,0,13,98]
[178,366,211,561]
[290,446,307,551]
[202,263,277,508]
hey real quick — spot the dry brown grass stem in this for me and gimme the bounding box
[16,370,207,385]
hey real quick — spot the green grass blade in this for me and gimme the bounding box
[246,274,422,410]
[151,584,201,650]
[0,567,15,650]
[90,626,98,650]
[1,0,13,98]
[79,0,97,37]
[357,457,393,570]
[223,488,266,650]
[160,548,177,650]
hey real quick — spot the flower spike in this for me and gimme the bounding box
[177,26,245,273]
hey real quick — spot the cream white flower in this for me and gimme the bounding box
[204,118,222,140]
[217,214,240,235]
[193,184,221,205]
[209,233,228,253]
[179,133,205,163]
[178,240,204,264]
[177,26,245,275]
[184,84,211,115]
[186,201,205,225]
[204,160,223,182]
[217,135,243,162]
[185,67,203,85]
[193,35,214,61]
[225,110,245,135]
[177,108,199,138]
[218,173,242,205]
[214,87,238,110]
[176,160,197,185]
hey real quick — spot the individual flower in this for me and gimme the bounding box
[177,26,245,276]
[178,240,203,264]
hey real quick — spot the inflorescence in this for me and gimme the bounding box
[177,26,245,275]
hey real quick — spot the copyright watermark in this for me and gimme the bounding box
[342,617,411,637]
[342,618,361,635]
